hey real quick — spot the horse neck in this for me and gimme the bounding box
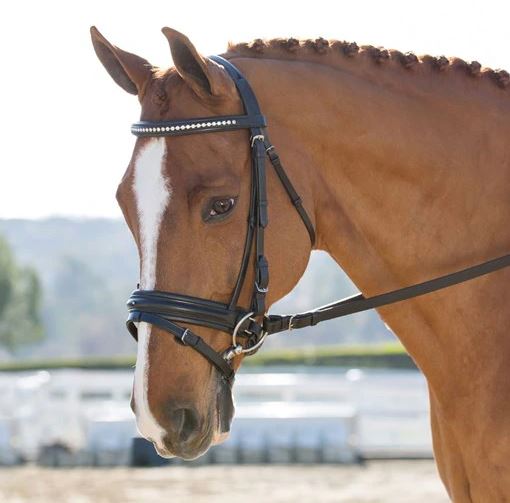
[235,54,510,388]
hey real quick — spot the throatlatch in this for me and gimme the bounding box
[126,55,510,383]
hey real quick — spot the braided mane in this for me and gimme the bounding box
[227,38,510,89]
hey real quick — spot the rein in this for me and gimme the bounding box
[126,55,510,383]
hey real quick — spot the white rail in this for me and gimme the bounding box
[0,368,432,465]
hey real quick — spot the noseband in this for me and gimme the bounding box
[126,56,510,384]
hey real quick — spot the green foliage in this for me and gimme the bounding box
[0,355,135,371]
[0,218,139,358]
[245,342,416,369]
[0,238,14,318]
[0,343,415,371]
[0,235,44,351]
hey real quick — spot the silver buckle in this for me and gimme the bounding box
[180,328,190,344]
[255,282,268,293]
[251,134,265,147]
[223,344,243,362]
[288,315,296,331]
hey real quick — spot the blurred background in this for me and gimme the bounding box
[2,0,507,501]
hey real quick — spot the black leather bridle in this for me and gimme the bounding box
[126,55,510,384]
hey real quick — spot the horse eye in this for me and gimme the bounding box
[206,197,237,221]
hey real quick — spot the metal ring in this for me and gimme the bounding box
[243,330,268,355]
[288,315,296,331]
[230,312,268,357]
[232,311,255,348]
[265,144,275,153]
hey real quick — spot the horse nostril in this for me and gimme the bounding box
[167,406,200,442]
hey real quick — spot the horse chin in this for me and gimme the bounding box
[212,430,230,445]
[154,427,229,460]
[153,444,176,459]
[154,430,215,460]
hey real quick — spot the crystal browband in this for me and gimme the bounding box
[131,114,267,137]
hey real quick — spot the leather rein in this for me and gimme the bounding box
[126,55,510,384]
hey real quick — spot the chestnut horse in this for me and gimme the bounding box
[91,27,510,501]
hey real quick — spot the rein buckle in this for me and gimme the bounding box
[180,328,190,345]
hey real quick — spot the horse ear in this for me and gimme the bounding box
[161,27,234,99]
[90,26,152,96]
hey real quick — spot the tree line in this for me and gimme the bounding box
[0,235,43,352]
[0,218,396,359]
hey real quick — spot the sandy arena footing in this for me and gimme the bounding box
[0,460,449,503]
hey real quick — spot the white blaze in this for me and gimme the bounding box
[132,138,171,445]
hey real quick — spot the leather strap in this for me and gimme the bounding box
[263,252,510,334]
[263,139,316,246]
[228,164,257,310]
[252,135,268,314]
[211,55,272,316]
[127,289,262,338]
[127,311,235,382]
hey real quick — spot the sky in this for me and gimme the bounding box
[2,0,509,219]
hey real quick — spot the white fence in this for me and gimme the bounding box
[0,368,432,465]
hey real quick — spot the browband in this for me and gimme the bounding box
[131,114,267,137]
